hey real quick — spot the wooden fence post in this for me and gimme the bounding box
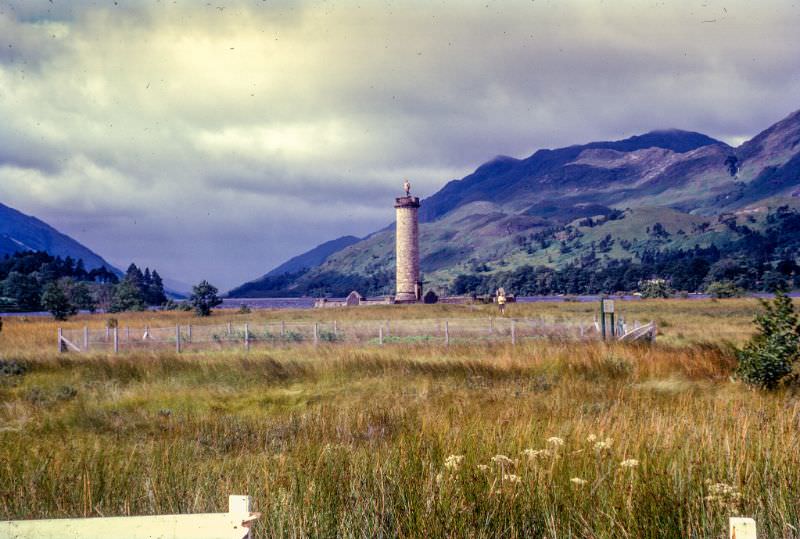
[83,326,89,351]
[445,320,450,346]
[314,323,319,346]
[730,517,757,538]
[600,300,607,340]
[113,327,119,354]
[379,326,384,346]
[188,324,192,343]
[176,325,181,353]
[333,320,337,338]
[244,323,250,351]
[105,326,110,341]
[227,321,232,336]
[511,319,516,346]
[57,328,63,353]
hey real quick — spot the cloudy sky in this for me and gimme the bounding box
[1,0,800,290]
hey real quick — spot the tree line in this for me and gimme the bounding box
[452,207,800,297]
[0,251,168,319]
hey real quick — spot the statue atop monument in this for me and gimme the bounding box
[403,179,411,197]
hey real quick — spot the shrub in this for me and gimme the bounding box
[190,280,222,317]
[56,385,78,401]
[41,281,77,321]
[162,299,193,312]
[706,280,743,299]
[318,329,340,343]
[639,278,671,299]
[736,290,800,389]
[0,359,27,377]
[109,278,146,312]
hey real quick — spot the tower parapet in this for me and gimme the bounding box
[395,193,421,303]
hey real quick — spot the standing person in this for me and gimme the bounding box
[497,288,507,315]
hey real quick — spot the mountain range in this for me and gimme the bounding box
[229,107,800,297]
[227,235,360,297]
[0,202,191,297]
[0,203,118,272]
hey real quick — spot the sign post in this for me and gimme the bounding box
[600,298,616,340]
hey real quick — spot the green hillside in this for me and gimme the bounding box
[232,108,800,297]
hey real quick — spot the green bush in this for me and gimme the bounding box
[0,359,27,377]
[190,280,222,317]
[318,330,341,342]
[639,278,671,299]
[706,280,743,299]
[736,290,800,389]
[41,281,77,321]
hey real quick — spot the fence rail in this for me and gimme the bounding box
[56,316,656,354]
[0,494,259,539]
[0,502,754,538]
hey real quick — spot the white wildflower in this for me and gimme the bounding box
[491,454,515,466]
[707,482,741,498]
[620,459,639,469]
[477,464,489,472]
[704,481,742,507]
[570,477,587,486]
[594,438,613,452]
[586,434,598,443]
[444,454,464,471]
[502,474,522,484]
[522,448,552,460]
[547,437,565,447]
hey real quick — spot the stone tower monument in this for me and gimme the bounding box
[395,181,421,303]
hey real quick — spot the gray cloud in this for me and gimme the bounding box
[1,0,799,289]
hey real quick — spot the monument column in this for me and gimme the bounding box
[395,184,421,303]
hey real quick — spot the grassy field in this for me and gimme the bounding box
[1,299,799,537]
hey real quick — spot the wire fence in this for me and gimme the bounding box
[57,317,607,353]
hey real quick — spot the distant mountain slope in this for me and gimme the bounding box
[265,235,361,278]
[419,129,728,223]
[230,107,800,296]
[227,235,361,297]
[0,202,118,272]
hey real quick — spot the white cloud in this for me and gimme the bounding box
[0,0,799,289]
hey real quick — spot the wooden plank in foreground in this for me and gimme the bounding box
[730,517,757,539]
[0,495,259,539]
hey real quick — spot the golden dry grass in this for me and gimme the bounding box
[0,297,767,354]
[0,299,798,537]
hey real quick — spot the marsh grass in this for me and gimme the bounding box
[1,300,799,537]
